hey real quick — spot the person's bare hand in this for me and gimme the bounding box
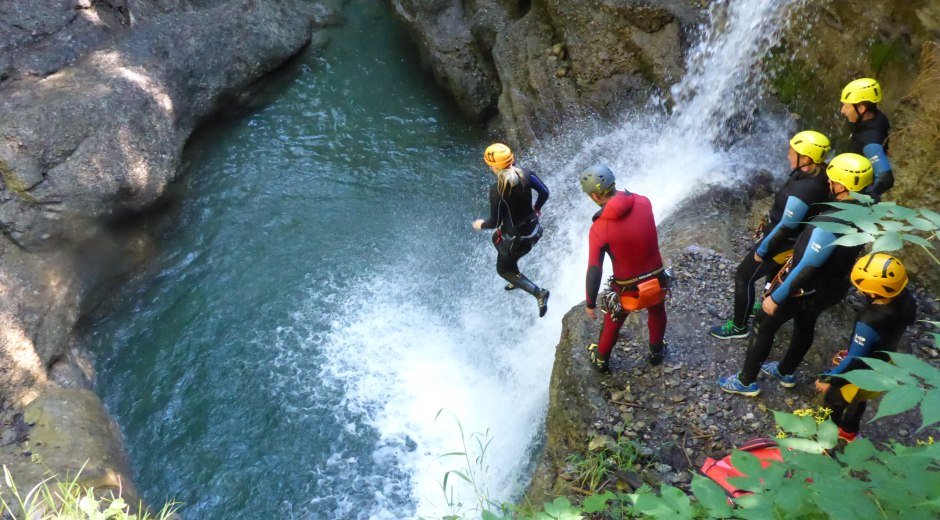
[472,219,484,231]
[815,380,830,393]
[585,307,597,320]
[762,296,778,316]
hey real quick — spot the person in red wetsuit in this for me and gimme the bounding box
[580,164,668,371]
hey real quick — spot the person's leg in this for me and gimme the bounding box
[778,291,845,375]
[824,384,849,429]
[732,244,773,327]
[738,303,795,385]
[597,310,627,360]
[646,301,667,365]
[839,400,868,435]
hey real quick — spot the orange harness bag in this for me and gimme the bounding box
[616,269,667,311]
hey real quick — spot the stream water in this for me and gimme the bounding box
[85,0,798,518]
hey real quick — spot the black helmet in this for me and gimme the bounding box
[580,164,616,195]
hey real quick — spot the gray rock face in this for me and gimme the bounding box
[0,0,322,250]
[390,0,693,143]
[0,0,334,504]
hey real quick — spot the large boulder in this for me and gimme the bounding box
[0,0,336,504]
[390,0,693,143]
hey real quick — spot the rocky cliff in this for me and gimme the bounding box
[0,0,338,505]
[767,0,940,290]
[390,0,698,144]
[526,182,940,505]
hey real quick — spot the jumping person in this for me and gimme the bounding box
[815,253,917,441]
[710,131,832,339]
[580,164,668,371]
[718,153,874,396]
[840,78,894,198]
[472,143,551,317]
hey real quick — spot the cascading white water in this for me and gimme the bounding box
[270,0,802,517]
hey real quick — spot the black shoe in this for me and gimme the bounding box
[504,283,516,291]
[536,289,550,317]
[587,344,610,373]
[648,342,667,366]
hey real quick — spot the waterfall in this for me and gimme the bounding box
[271,0,801,517]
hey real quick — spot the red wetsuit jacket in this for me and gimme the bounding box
[585,191,663,308]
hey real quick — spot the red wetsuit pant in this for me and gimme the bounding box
[596,298,667,359]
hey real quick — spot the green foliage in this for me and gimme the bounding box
[0,466,178,519]
[812,201,939,257]
[566,429,640,492]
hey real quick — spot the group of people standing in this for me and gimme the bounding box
[472,77,919,442]
[712,77,917,441]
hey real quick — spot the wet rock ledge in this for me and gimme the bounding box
[0,0,340,506]
[526,182,940,505]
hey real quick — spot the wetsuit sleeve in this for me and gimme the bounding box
[480,186,503,229]
[585,227,606,309]
[756,196,810,257]
[528,172,550,211]
[863,143,894,196]
[826,322,881,377]
[770,227,837,304]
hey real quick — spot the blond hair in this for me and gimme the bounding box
[496,165,526,194]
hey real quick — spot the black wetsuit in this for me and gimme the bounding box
[480,167,549,295]
[822,289,917,434]
[731,167,831,327]
[738,201,866,385]
[848,109,893,198]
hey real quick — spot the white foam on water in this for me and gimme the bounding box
[268,0,802,517]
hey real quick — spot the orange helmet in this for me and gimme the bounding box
[484,143,514,169]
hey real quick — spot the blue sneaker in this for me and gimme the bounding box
[718,373,761,397]
[709,319,748,340]
[760,361,796,388]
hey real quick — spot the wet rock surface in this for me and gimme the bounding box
[527,184,940,503]
[0,0,340,505]
[390,0,696,143]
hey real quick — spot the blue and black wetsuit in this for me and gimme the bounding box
[479,167,549,297]
[822,288,917,434]
[738,200,867,385]
[848,109,893,198]
[730,167,830,328]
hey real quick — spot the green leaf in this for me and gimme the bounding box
[885,203,917,219]
[840,437,876,466]
[691,474,733,518]
[919,208,940,227]
[542,497,581,519]
[889,352,940,383]
[633,493,672,516]
[873,386,925,421]
[872,231,904,252]
[773,410,818,437]
[902,233,936,249]
[863,357,921,385]
[482,510,504,520]
[842,369,902,392]
[879,220,911,232]
[728,451,766,491]
[812,221,859,235]
[830,232,875,247]
[660,485,693,518]
[581,491,614,514]
[446,470,472,483]
[777,437,825,454]
[855,220,881,234]
[817,420,839,449]
[919,389,940,430]
[906,216,938,232]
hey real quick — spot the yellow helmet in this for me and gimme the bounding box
[826,153,873,191]
[484,143,514,169]
[841,78,882,104]
[851,253,908,297]
[789,130,831,164]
